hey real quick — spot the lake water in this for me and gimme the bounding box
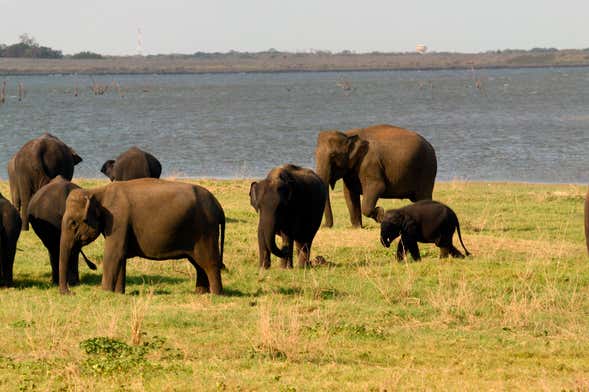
[0,68,587,183]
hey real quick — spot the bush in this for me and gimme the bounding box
[71,51,103,59]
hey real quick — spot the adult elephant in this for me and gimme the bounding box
[249,164,326,269]
[8,133,82,230]
[28,176,97,286]
[58,178,225,295]
[315,124,437,228]
[100,147,162,181]
[585,186,589,255]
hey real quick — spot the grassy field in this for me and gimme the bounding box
[0,178,587,391]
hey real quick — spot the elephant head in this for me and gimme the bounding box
[59,189,103,293]
[380,210,417,248]
[249,171,295,260]
[100,160,116,181]
[315,131,369,227]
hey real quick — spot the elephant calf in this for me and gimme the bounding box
[250,164,326,269]
[59,178,225,295]
[380,200,470,262]
[101,146,162,181]
[28,176,97,286]
[0,193,21,286]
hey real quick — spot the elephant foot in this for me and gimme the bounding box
[350,221,363,229]
[195,286,209,294]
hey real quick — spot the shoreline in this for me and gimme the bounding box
[1,50,589,75]
[2,63,589,77]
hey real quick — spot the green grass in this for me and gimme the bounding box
[0,178,587,391]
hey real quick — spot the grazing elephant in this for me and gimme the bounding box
[8,133,82,230]
[315,124,437,228]
[28,176,97,286]
[585,186,589,255]
[380,200,470,262]
[58,178,225,295]
[100,147,162,181]
[249,164,326,269]
[0,193,21,286]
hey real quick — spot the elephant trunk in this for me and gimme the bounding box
[59,232,75,294]
[316,165,334,228]
[260,210,288,258]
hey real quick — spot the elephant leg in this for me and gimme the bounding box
[448,245,465,259]
[102,240,126,292]
[48,245,60,285]
[4,240,17,287]
[439,247,450,258]
[405,239,421,261]
[0,248,7,286]
[343,183,362,228]
[295,241,311,268]
[194,236,223,295]
[279,234,294,269]
[188,257,209,294]
[114,259,127,293]
[361,184,385,223]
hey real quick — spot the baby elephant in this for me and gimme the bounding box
[100,146,161,181]
[380,200,470,261]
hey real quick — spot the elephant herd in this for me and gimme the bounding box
[0,125,587,295]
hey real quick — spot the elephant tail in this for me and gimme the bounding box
[455,219,471,256]
[80,249,97,270]
[219,215,226,270]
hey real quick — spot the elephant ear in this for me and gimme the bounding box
[100,160,115,181]
[83,195,101,229]
[401,214,419,237]
[249,181,260,212]
[70,148,83,165]
[347,135,369,169]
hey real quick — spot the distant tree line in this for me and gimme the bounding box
[0,34,103,59]
[0,34,63,58]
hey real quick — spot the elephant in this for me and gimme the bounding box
[315,124,437,228]
[100,147,162,181]
[249,164,326,269]
[8,133,82,230]
[380,200,470,262]
[0,193,21,286]
[585,186,589,255]
[58,178,225,295]
[28,176,97,286]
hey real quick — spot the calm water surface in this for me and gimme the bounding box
[0,68,587,182]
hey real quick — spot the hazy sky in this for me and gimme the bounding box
[1,0,588,55]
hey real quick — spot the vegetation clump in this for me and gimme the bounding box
[0,34,62,59]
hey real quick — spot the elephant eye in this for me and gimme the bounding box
[69,219,78,228]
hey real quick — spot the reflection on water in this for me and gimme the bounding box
[0,67,587,183]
